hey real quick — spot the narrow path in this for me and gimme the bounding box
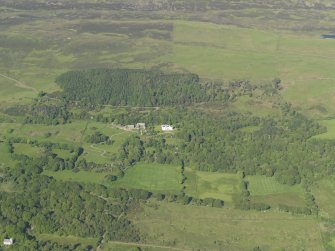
[89,143,108,158]
[107,241,192,251]
[0,73,37,92]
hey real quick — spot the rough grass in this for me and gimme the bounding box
[247,175,306,207]
[133,201,323,251]
[36,234,98,248]
[43,170,109,184]
[1,17,335,117]
[0,120,134,165]
[312,176,335,219]
[185,170,241,204]
[14,143,42,158]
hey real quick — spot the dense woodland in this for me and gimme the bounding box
[55,69,273,107]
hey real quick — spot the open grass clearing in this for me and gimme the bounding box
[132,201,323,251]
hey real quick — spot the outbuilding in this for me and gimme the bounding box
[3,238,13,246]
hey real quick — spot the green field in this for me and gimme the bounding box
[114,163,182,193]
[312,176,335,219]
[133,201,323,251]
[247,175,306,207]
[185,170,241,203]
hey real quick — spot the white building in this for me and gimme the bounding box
[161,124,173,131]
[136,123,146,130]
[3,238,13,246]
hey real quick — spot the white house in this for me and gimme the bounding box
[3,238,13,245]
[161,124,173,131]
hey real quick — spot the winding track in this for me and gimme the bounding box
[0,73,37,92]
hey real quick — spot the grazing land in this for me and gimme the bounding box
[247,175,306,207]
[133,201,323,251]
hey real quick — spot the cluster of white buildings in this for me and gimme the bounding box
[124,123,174,132]
[125,123,146,130]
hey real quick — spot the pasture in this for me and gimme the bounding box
[185,170,241,204]
[113,163,182,193]
[133,201,323,251]
[247,175,306,207]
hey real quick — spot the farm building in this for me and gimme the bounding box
[125,125,135,129]
[161,124,173,131]
[136,123,146,130]
[3,238,13,245]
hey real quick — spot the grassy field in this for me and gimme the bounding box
[313,119,335,139]
[132,201,323,251]
[247,175,306,207]
[114,163,182,193]
[185,170,241,204]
